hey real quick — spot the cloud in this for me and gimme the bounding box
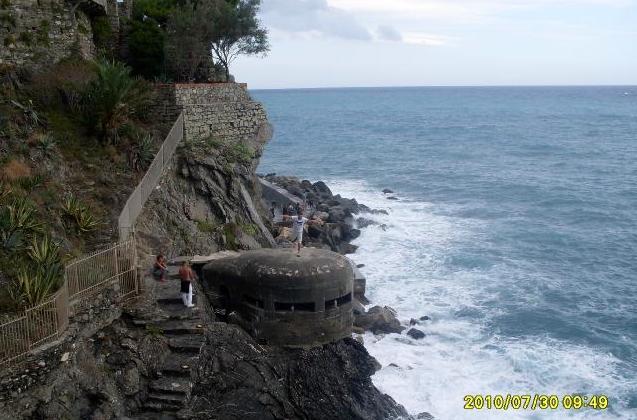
[402,32,451,46]
[261,0,372,40]
[376,25,403,42]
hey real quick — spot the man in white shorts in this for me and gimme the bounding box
[283,208,320,255]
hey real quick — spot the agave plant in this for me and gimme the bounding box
[27,235,61,267]
[62,194,83,216]
[75,207,101,233]
[1,229,25,252]
[0,182,12,202]
[62,194,101,233]
[37,135,56,157]
[7,198,41,232]
[17,174,44,193]
[13,265,62,307]
[129,132,154,171]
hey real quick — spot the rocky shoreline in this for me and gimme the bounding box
[262,175,433,419]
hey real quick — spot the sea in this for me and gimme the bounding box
[251,86,637,420]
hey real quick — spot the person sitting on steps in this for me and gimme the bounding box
[179,260,197,308]
[152,254,168,282]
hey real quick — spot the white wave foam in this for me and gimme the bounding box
[326,178,636,420]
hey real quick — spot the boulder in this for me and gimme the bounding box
[382,189,394,194]
[354,306,405,334]
[419,315,430,321]
[356,217,378,228]
[407,328,426,340]
[387,196,399,201]
[313,181,332,197]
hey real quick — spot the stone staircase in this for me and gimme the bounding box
[130,265,207,418]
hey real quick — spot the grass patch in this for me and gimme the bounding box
[195,219,217,234]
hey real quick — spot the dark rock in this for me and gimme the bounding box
[352,298,365,316]
[387,196,399,201]
[190,324,409,420]
[417,412,435,419]
[356,264,365,268]
[313,181,332,197]
[409,318,418,326]
[407,328,426,340]
[356,217,378,228]
[354,306,405,335]
[106,352,128,367]
[382,189,394,194]
[419,315,430,321]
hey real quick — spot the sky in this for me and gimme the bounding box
[232,0,637,89]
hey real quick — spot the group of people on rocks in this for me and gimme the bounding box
[151,199,322,308]
[152,255,197,309]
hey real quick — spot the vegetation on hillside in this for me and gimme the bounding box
[0,59,156,310]
[0,0,270,309]
[128,0,269,81]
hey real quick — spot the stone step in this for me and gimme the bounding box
[160,304,202,321]
[147,392,186,405]
[131,318,168,328]
[156,296,198,306]
[149,377,191,395]
[168,336,206,354]
[141,400,182,413]
[159,355,198,377]
[151,320,205,336]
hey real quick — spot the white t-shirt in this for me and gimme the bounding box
[291,216,308,235]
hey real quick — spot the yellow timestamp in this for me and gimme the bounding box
[463,394,609,410]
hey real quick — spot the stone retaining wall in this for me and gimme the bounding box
[0,0,95,69]
[149,83,268,143]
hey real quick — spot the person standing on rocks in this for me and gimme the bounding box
[283,209,321,256]
[179,261,197,308]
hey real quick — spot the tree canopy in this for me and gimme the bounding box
[206,0,269,80]
[126,0,269,82]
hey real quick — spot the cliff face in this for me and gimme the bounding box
[135,84,276,260]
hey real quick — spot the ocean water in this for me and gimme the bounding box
[252,86,637,419]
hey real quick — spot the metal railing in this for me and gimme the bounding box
[1,112,184,369]
[0,239,137,367]
[118,113,184,239]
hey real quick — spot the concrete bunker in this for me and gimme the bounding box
[202,248,354,347]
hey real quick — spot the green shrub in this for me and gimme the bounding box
[17,173,44,193]
[129,131,154,171]
[127,19,165,79]
[0,12,16,27]
[83,60,149,143]
[36,20,50,46]
[240,223,258,236]
[27,59,95,112]
[37,134,56,157]
[226,142,254,164]
[91,16,113,56]
[4,34,15,47]
[195,219,217,233]
[206,136,223,149]
[18,31,32,46]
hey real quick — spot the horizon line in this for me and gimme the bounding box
[248,84,637,91]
